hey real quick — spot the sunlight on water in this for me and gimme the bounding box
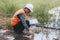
[34,30,60,40]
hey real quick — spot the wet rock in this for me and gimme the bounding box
[0,29,8,34]
[53,36,59,40]
[4,35,15,40]
[14,35,30,40]
[29,26,41,33]
[53,38,59,40]
[0,26,2,29]
[0,29,33,40]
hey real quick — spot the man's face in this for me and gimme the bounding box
[25,8,31,14]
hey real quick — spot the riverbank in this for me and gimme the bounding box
[0,16,32,40]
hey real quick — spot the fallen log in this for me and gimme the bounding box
[36,25,60,30]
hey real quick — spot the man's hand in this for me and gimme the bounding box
[28,31,34,36]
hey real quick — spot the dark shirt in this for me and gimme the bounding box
[18,13,29,31]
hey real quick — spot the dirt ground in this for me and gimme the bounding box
[0,16,9,29]
[0,29,34,40]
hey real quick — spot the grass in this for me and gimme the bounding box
[0,0,60,27]
[6,19,11,29]
[0,0,60,16]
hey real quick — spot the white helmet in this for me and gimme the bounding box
[25,4,33,12]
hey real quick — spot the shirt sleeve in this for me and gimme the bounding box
[18,13,29,31]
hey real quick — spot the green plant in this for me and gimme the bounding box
[6,20,11,29]
[0,0,19,17]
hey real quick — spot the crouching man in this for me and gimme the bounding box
[11,4,34,36]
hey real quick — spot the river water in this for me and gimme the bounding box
[34,29,60,40]
[0,28,60,40]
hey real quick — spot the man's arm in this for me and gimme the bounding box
[18,13,29,31]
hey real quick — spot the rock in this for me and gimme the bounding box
[0,29,31,40]
[29,26,41,33]
[0,26,2,29]
[53,36,59,40]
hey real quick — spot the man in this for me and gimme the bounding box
[11,4,34,36]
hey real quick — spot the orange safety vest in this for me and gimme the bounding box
[11,9,26,26]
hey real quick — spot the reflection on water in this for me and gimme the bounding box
[34,29,60,40]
